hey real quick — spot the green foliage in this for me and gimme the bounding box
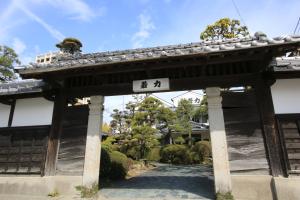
[190,141,212,164]
[75,183,98,198]
[146,147,161,161]
[56,37,82,54]
[176,99,194,146]
[47,189,59,197]
[173,136,185,145]
[193,95,208,122]
[100,147,111,178]
[102,136,116,151]
[200,18,249,40]
[216,192,234,200]
[0,45,20,82]
[100,147,132,180]
[102,122,111,134]
[161,144,192,164]
[110,109,130,135]
[131,125,159,159]
[109,151,131,180]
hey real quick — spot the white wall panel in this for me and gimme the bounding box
[0,103,10,127]
[12,97,54,126]
[271,79,300,114]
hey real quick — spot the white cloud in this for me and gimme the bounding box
[44,0,101,22]
[132,13,155,48]
[15,2,65,41]
[12,38,26,55]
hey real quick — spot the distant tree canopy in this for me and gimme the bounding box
[56,37,82,54]
[0,45,20,82]
[200,18,249,40]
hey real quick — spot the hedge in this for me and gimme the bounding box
[100,148,132,180]
[161,144,192,164]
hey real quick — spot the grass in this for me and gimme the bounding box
[216,192,234,200]
[47,189,59,198]
[75,183,99,198]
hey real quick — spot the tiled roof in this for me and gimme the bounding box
[272,56,300,71]
[0,79,45,96]
[19,32,300,74]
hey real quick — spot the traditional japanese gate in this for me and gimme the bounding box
[16,34,300,196]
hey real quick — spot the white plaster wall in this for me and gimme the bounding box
[12,97,54,126]
[271,79,300,114]
[0,103,11,127]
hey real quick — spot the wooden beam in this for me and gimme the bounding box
[44,90,66,176]
[7,99,16,127]
[254,74,285,177]
[65,73,256,97]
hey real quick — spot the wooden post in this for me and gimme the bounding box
[7,99,16,127]
[255,75,284,177]
[44,91,66,176]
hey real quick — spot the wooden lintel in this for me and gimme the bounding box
[44,90,66,176]
[65,73,256,98]
[254,74,285,177]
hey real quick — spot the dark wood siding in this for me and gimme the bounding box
[56,105,89,176]
[0,126,49,175]
[222,90,270,174]
[277,114,300,175]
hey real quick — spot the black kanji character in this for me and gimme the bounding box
[154,80,161,87]
[141,81,148,89]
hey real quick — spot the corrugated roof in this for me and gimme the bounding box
[18,33,300,75]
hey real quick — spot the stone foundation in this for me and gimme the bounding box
[0,176,82,197]
[273,177,300,200]
[231,175,274,200]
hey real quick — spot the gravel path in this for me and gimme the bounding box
[99,163,214,200]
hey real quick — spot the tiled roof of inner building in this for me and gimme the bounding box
[272,56,300,71]
[19,32,300,74]
[0,79,44,96]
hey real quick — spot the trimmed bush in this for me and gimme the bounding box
[109,151,129,180]
[146,147,161,161]
[161,144,192,164]
[100,147,111,178]
[191,141,211,164]
[100,148,132,180]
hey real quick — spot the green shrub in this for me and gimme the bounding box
[161,144,192,164]
[126,146,141,160]
[146,147,161,161]
[100,147,111,178]
[191,141,211,164]
[216,192,234,200]
[109,151,130,180]
[100,148,132,180]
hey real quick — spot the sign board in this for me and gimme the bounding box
[133,78,170,93]
[171,91,203,107]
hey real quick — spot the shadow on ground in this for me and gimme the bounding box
[99,163,215,200]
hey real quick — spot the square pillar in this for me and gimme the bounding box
[206,87,232,193]
[83,96,104,187]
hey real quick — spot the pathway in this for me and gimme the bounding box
[99,163,215,200]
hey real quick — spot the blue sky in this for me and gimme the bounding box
[1,0,299,122]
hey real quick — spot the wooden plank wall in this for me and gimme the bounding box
[277,116,300,175]
[222,90,270,175]
[0,126,49,175]
[55,105,89,176]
